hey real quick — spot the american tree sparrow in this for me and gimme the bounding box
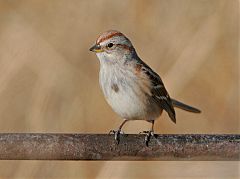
[90,30,201,145]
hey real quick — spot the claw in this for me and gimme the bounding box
[109,130,115,134]
[139,131,149,134]
[109,129,124,144]
[114,130,120,144]
[140,131,155,146]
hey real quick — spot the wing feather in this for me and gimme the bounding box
[138,61,176,123]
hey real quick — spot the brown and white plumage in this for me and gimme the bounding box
[90,30,201,144]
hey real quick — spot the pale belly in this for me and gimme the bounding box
[99,61,162,121]
[99,68,161,121]
[105,85,148,120]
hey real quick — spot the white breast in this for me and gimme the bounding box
[99,63,153,120]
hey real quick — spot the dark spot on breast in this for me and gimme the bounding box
[111,84,119,93]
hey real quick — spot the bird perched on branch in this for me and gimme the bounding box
[90,30,201,145]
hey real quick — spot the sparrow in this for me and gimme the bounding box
[90,30,201,145]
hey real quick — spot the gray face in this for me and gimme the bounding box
[94,35,134,64]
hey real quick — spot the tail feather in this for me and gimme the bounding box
[171,99,201,113]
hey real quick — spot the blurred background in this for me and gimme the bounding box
[0,0,239,178]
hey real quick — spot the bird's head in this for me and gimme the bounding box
[90,30,135,64]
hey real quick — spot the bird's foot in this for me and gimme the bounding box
[109,129,124,144]
[140,130,155,146]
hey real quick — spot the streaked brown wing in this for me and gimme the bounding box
[139,61,176,123]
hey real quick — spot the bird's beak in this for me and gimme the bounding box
[89,44,103,53]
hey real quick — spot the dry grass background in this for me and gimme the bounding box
[0,0,239,178]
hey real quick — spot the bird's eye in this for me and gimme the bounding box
[107,43,114,48]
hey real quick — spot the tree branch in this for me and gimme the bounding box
[0,134,239,160]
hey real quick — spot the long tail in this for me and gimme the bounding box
[171,98,201,113]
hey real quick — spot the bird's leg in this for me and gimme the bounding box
[145,120,155,146]
[140,120,155,146]
[109,119,129,144]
